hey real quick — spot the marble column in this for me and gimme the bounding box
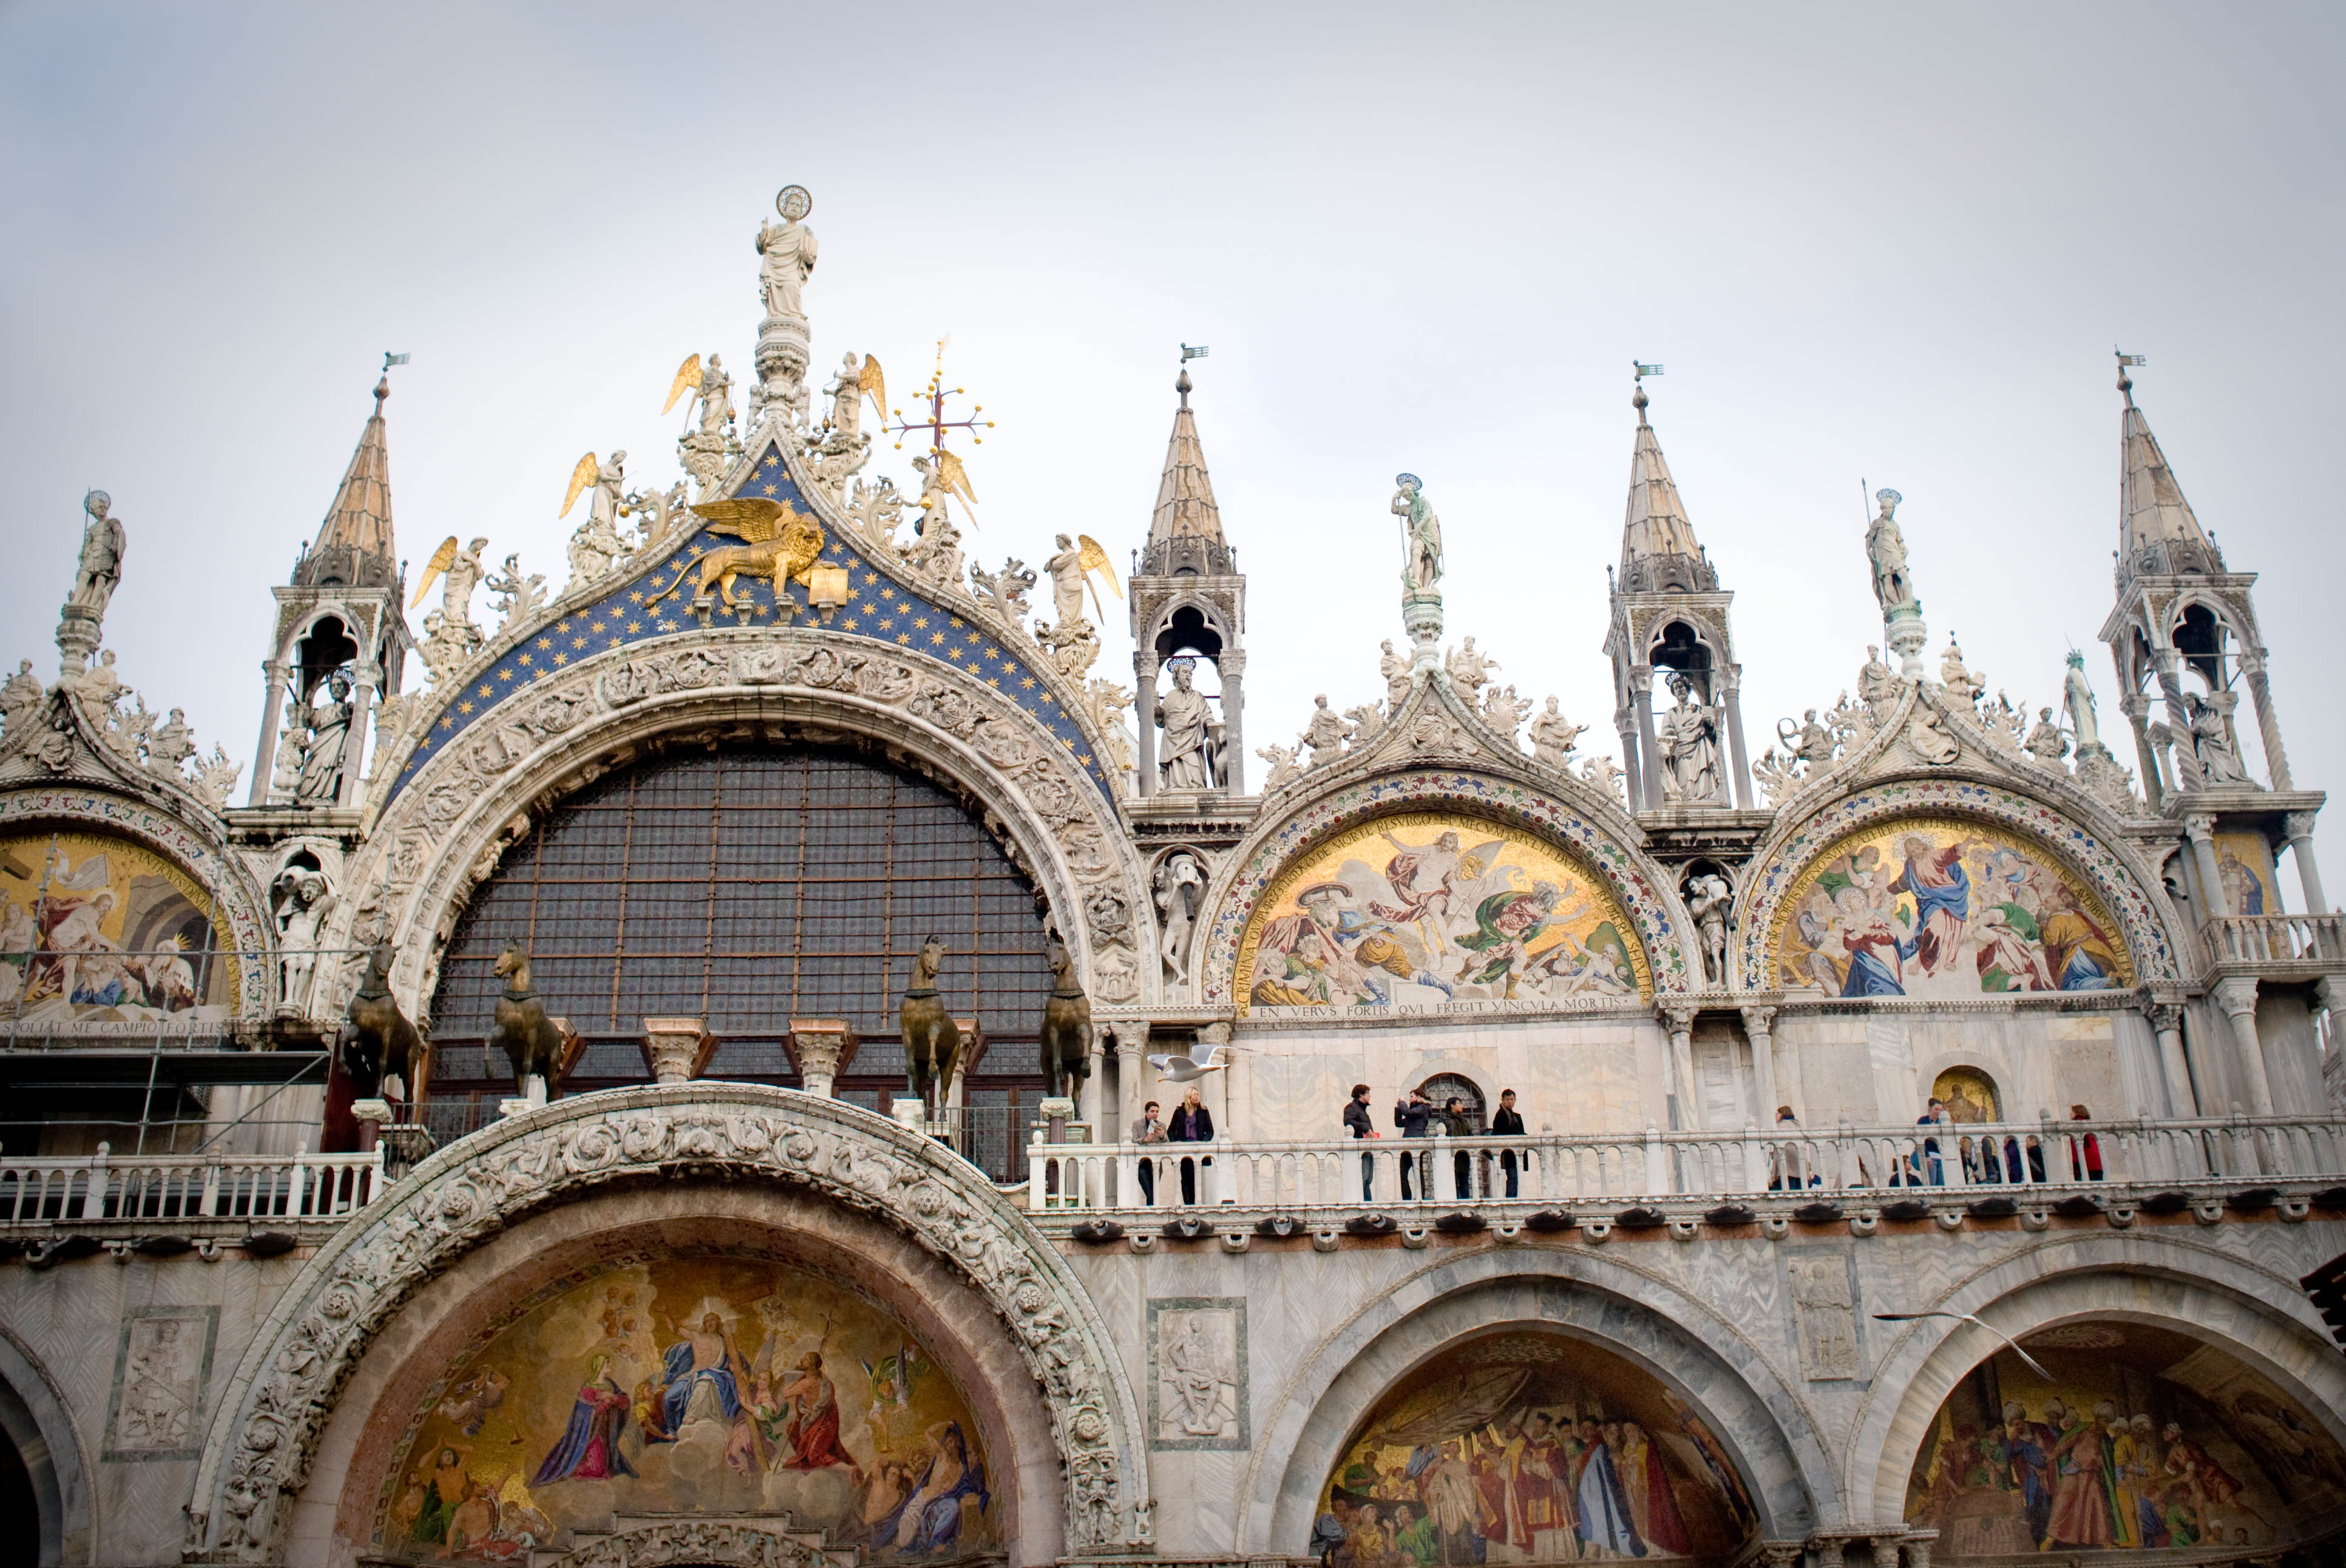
[1630,666,1661,812]
[2243,655,2294,791]
[339,660,379,808]
[2153,652,2203,790]
[1662,1005,1701,1130]
[2151,1003,2199,1116]
[1741,1005,1780,1121]
[2185,815,2229,922]
[2119,690,2167,811]
[1112,1022,1148,1137]
[249,658,290,807]
[2212,977,2276,1116]
[1134,654,1160,797]
[1721,669,1754,810]
[1219,648,1246,794]
[2285,812,2328,915]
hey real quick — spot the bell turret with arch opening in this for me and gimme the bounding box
[1131,358,1246,796]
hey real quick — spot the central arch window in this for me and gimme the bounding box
[427,745,1054,1145]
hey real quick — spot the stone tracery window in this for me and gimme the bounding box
[430,743,1055,1069]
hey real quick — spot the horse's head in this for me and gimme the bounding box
[493,942,530,988]
[1046,938,1077,987]
[365,941,396,990]
[912,936,946,987]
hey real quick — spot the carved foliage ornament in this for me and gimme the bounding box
[188,1087,1146,1560]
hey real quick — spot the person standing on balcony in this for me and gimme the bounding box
[1902,1097,1947,1186]
[1130,1099,1166,1205]
[1394,1087,1434,1199]
[1344,1083,1379,1201]
[1442,1096,1474,1198]
[1167,1085,1215,1205]
[1492,1088,1524,1197]
[2067,1104,2104,1181]
[1769,1106,1820,1190]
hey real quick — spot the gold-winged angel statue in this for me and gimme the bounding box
[910,448,979,531]
[641,496,825,612]
[409,535,487,620]
[1076,533,1121,620]
[663,354,703,415]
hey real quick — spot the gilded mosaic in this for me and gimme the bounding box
[1905,1321,2345,1556]
[1772,817,2132,998]
[1318,1331,1758,1564]
[0,830,232,1022]
[1236,813,1650,1015]
[375,1252,995,1563]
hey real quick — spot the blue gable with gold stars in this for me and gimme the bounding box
[386,445,1116,805]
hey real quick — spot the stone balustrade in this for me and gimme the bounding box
[0,1140,383,1227]
[2201,910,2346,974]
[1028,1112,2346,1215]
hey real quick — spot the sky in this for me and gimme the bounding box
[4,4,2342,891]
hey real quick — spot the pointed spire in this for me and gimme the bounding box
[1141,363,1230,575]
[2117,356,2222,580]
[296,376,398,589]
[1618,377,1716,593]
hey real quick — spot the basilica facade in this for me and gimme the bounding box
[2,189,2344,1568]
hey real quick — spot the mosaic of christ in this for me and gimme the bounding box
[0,831,229,1022]
[375,1253,995,1563]
[1772,818,2133,999]
[1238,814,1650,1014]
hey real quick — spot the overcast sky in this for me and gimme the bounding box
[4,4,2342,889]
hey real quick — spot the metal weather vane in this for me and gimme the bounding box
[888,338,991,527]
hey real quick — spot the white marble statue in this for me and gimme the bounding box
[1939,638,1981,704]
[756,186,818,319]
[1445,637,1498,697]
[1156,662,1219,791]
[1858,644,1900,719]
[435,537,489,629]
[2188,694,2253,785]
[147,707,196,774]
[1392,473,1442,594]
[1686,873,1732,987]
[272,869,333,1015]
[1301,694,1351,768]
[2022,706,2069,766]
[64,648,124,711]
[1658,672,1726,805]
[1154,852,1205,985]
[69,490,126,620]
[1866,488,1917,615]
[694,354,734,439]
[1529,697,1587,769]
[569,453,629,583]
[292,671,354,805]
[1379,640,1411,707]
[1777,709,1836,770]
[2062,650,2102,751]
[0,659,42,735]
[1045,535,1089,628]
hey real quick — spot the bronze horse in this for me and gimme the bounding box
[1040,938,1093,1103]
[898,936,961,1118]
[341,942,427,1103]
[490,942,568,1100]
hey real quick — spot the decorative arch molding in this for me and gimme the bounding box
[1734,776,2183,991]
[1846,1231,2346,1528]
[564,1517,825,1568]
[1238,1246,1836,1555]
[0,782,273,1016]
[339,627,1154,1016]
[1196,756,1692,1007]
[186,1084,1152,1562]
[0,1316,95,1567]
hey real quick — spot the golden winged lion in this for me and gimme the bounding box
[643,496,825,611]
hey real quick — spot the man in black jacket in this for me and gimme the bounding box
[1394,1088,1433,1199]
[1343,1083,1378,1201]
[1444,1096,1474,1198]
[1167,1086,1215,1205]
[1491,1088,1525,1197]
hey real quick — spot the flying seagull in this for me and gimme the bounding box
[1148,1044,1236,1084]
[1873,1311,2054,1382]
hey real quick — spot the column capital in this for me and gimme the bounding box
[1659,1002,1699,1035]
[2213,975,2262,1020]
[2183,814,2217,846]
[1740,1004,1778,1036]
[1217,649,1247,678]
[1105,1019,1149,1054]
[2149,1001,2186,1033]
[1628,664,1655,694]
[2285,811,2320,843]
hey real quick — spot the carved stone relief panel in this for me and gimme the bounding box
[1782,1251,1862,1382]
[1147,1297,1248,1450]
[104,1305,219,1461]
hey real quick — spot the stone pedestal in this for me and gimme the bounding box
[890,1099,927,1134]
[785,1019,858,1098]
[1884,603,1928,681]
[756,313,810,406]
[55,605,100,683]
[350,1097,392,1154]
[498,1096,532,1119]
[1403,591,1444,672]
[641,1018,715,1086]
[1040,1095,1079,1145]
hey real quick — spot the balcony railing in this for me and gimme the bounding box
[2202,912,2346,972]
[1028,1114,2346,1212]
[0,1141,384,1225]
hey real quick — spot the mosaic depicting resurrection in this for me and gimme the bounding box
[1237,814,1650,1015]
[375,1253,995,1563]
[1772,817,2133,998]
[1903,1321,2346,1556]
[1317,1332,1758,1564]
[0,830,230,1022]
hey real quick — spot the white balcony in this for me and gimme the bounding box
[0,1141,384,1229]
